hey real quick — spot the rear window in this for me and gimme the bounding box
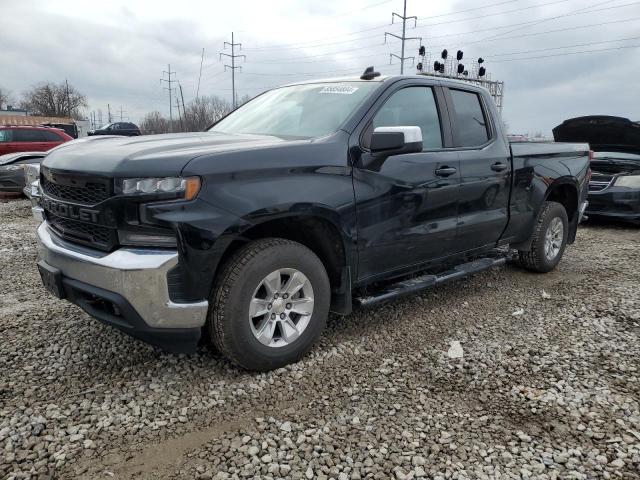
[0,129,11,142]
[42,130,63,141]
[450,89,490,147]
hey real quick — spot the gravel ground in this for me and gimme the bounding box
[1,198,639,480]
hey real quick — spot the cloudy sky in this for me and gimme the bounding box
[2,0,639,134]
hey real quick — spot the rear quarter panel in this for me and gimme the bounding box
[503,142,590,244]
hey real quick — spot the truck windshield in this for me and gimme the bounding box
[209,82,378,139]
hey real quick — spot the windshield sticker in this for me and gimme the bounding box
[318,85,359,95]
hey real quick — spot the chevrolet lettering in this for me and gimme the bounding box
[40,198,101,224]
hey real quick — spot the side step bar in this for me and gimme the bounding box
[355,257,506,308]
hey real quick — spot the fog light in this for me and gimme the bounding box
[118,231,177,247]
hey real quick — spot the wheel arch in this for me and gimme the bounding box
[214,210,354,314]
[544,179,579,243]
[512,178,579,251]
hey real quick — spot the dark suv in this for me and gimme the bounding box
[88,122,141,137]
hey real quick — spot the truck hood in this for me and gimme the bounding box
[42,132,286,176]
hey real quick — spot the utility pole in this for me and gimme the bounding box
[179,83,187,129]
[107,104,112,123]
[385,0,421,74]
[196,48,204,101]
[161,64,176,132]
[65,79,71,117]
[119,106,127,121]
[175,97,183,132]
[219,32,245,109]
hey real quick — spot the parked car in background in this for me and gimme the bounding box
[41,122,78,139]
[582,150,640,224]
[0,126,72,156]
[0,151,46,193]
[553,116,640,224]
[36,71,590,370]
[87,122,141,137]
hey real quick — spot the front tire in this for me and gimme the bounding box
[209,238,330,371]
[518,201,569,273]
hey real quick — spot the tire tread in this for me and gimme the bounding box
[210,238,324,370]
[518,201,566,272]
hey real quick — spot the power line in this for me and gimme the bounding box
[196,48,205,100]
[478,0,618,42]
[385,0,421,74]
[220,32,246,109]
[241,0,570,53]
[420,14,640,43]
[232,1,640,66]
[327,0,392,18]
[241,0,526,52]
[490,43,639,62]
[243,0,638,56]
[485,34,640,57]
[417,0,519,20]
[417,0,572,27]
[239,11,640,67]
[240,18,640,68]
[217,32,639,82]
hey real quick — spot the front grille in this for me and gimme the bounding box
[41,175,111,205]
[47,212,116,251]
[589,173,614,192]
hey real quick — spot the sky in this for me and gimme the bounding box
[1,0,639,135]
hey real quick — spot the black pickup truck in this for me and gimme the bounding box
[35,70,590,370]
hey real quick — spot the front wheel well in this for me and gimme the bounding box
[217,216,348,296]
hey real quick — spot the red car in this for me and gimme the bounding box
[0,126,73,155]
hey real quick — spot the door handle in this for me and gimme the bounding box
[434,166,457,177]
[491,162,508,172]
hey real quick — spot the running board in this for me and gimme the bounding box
[355,257,506,308]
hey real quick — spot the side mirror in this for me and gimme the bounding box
[361,126,423,170]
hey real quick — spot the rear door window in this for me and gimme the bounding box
[449,89,490,147]
[13,129,46,142]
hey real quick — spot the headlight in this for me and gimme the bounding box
[2,165,24,171]
[116,176,201,200]
[615,175,640,188]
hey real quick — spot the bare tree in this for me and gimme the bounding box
[141,94,253,134]
[183,95,234,132]
[237,94,253,107]
[20,81,88,118]
[0,86,13,110]
[140,111,170,135]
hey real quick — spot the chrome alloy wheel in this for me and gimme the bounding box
[249,268,315,348]
[544,217,564,261]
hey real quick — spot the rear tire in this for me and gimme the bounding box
[209,238,330,371]
[518,201,569,273]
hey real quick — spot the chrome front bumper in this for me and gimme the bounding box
[36,222,208,329]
